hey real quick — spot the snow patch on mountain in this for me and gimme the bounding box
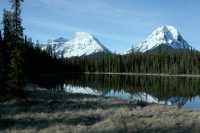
[61,32,110,58]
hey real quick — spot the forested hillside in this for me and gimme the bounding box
[69,50,200,74]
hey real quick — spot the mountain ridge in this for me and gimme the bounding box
[43,32,111,58]
[42,25,195,57]
[127,25,193,53]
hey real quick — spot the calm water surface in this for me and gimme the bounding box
[33,74,200,110]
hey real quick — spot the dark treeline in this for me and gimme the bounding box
[69,49,200,74]
[0,0,79,100]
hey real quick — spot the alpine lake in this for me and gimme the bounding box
[30,74,200,110]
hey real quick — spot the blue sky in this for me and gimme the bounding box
[0,0,200,52]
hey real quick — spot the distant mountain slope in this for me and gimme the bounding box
[43,32,111,58]
[127,25,193,53]
[42,37,68,54]
[145,44,183,54]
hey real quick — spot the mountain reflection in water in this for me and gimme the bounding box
[32,74,200,109]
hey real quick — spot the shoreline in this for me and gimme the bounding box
[84,72,200,78]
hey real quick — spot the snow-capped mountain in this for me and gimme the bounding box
[43,32,111,58]
[128,25,192,53]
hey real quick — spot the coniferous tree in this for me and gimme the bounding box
[10,0,24,46]
[0,30,4,94]
[9,47,24,96]
[2,10,15,81]
[0,30,2,43]
[0,30,3,79]
[35,40,40,49]
[3,10,14,49]
[9,0,25,96]
[9,48,24,82]
[46,45,53,57]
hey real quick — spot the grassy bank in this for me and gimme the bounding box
[0,87,200,133]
